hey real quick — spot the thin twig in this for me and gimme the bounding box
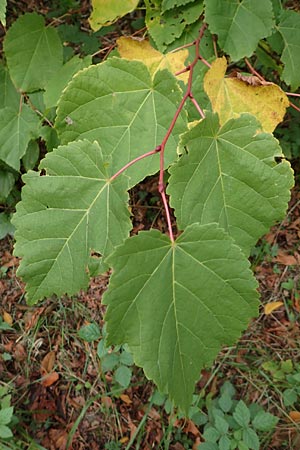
[244,58,265,82]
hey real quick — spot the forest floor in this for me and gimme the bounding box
[1,173,300,450]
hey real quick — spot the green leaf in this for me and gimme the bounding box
[167,113,294,255]
[233,401,251,427]
[114,365,132,388]
[203,426,220,443]
[44,55,92,109]
[0,424,13,439]
[0,407,13,425]
[242,428,259,450]
[55,58,187,187]
[283,388,297,407]
[277,10,300,90]
[22,140,40,171]
[78,323,101,342]
[0,170,15,202]
[218,392,233,413]
[101,353,120,372]
[89,0,139,31]
[4,13,63,92]
[103,223,259,411]
[198,443,219,450]
[0,0,6,26]
[145,0,204,52]
[252,411,278,431]
[204,0,274,60]
[219,435,231,450]
[0,105,40,171]
[215,415,229,434]
[162,0,196,12]
[13,140,131,304]
[0,63,20,110]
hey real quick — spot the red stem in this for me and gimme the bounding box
[286,92,300,97]
[109,147,160,182]
[289,101,300,113]
[244,58,265,81]
[109,25,208,242]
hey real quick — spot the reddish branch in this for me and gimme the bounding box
[110,25,208,242]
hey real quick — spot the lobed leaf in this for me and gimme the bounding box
[104,223,259,411]
[0,105,40,171]
[167,113,294,254]
[204,0,274,60]
[55,58,187,187]
[203,57,289,133]
[145,0,204,52]
[13,140,132,305]
[4,13,63,92]
[277,10,300,90]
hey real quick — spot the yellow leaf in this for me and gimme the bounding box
[289,411,300,422]
[264,301,284,315]
[3,311,13,325]
[117,37,189,83]
[119,436,129,444]
[89,0,139,31]
[204,57,289,133]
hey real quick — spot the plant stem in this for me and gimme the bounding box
[244,58,265,81]
[158,24,207,241]
[286,92,300,97]
[289,101,300,113]
[110,25,208,242]
[109,147,161,182]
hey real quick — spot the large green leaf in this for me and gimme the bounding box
[13,140,131,305]
[55,58,187,187]
[0,64,20,110]
[277,10,300,90]
[104,223,259,411]
[145,0,204,52]
[167,113,294,254]
[162,0,195,13]
[204,0,274,60]
[4,13,63,92]
[44,55,92,109]
[0,105,40,171]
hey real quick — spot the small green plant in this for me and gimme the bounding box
[78,322,134,390]
[198,382,278,450]
[262,359,300,408]
[0,385,16,441]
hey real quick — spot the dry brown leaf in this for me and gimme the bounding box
[41,371,59,387]
[3,311,13,325]
[264,301,284,315]
[275,253,298,266]
[41,351,56,374]
[120,394,132,404]
[289,411,300,422]
[101,396,113,408]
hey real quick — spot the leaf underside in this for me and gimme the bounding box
[55,58,187,187]
[104,223,259,412]
[167,113,294,255]
[13,140,131,304]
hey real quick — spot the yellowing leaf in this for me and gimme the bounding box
[204,57,289,132]
[264,301,284,315]
[117,37,189,83]
[89,0,139,31]
[289,411,300,422]
[3,311,13,325]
